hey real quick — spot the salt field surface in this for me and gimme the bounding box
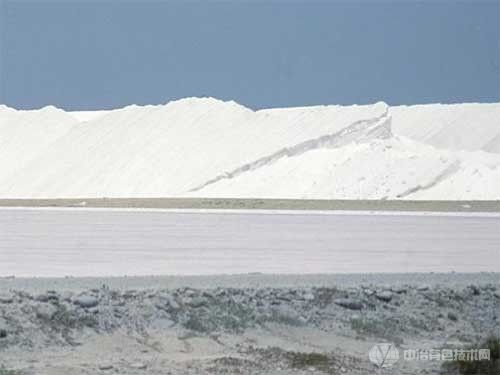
[1,208,499,277]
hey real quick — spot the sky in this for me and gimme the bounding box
[0,0,498,110]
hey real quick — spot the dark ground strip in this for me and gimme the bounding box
[0,198,499,211]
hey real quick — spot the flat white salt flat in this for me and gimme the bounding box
[1,208,499,277]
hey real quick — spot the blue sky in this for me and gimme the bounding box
[0,0,498,110]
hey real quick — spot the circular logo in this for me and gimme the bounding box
[369,343,400,368]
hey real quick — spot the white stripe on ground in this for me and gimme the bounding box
[1,208,499,277]
[2,206,500,217]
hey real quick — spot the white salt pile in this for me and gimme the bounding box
[0,98,499,199]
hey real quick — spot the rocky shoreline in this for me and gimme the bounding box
[0,274,499,374]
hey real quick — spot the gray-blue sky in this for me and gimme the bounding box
[0,0,498,110]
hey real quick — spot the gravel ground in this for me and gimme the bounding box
[1,273,499,374]
[1,273,500,293]
[1,198,500,212]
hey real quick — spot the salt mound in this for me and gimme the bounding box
[0,98,499,200]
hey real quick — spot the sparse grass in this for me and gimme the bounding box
[285,351,339,374]
[208,356,262,373]
[52,304,98,329]
[407,315,430,331]
[248,347,341,374]
[183,313,210,332]
[441,335,500,375]
[350,316,404,344]
[314,288,339,308]
[181,299,255,333]
[0,366,21,375]
[289,352,330,367]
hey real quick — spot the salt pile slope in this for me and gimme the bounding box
[0,99,390,198]
[190,102,500,200]
[0,98,499,200]
[0,105,78,184]
[391,103,500,153]
[195,137,500,200]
